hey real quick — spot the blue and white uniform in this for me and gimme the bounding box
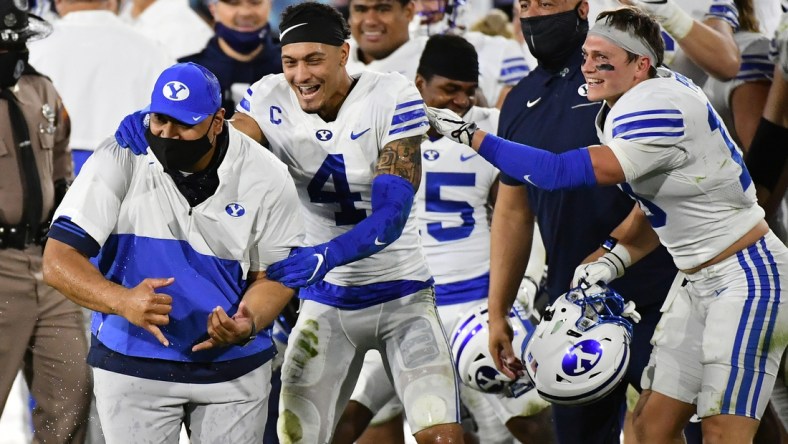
[346,36,428,82]
[238,71,461,442]
[49,125,305,443]
[350,106,549,442]
[597,68,788,419]
[703,30,774,146]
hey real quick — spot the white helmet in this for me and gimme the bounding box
[522,284,636,405]
[451,301,536,397]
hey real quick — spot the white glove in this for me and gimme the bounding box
[622,300,642,323]
[630,0,694,40]
[516,276,539,317]
[425,106,478,146]
[572,257,620,289]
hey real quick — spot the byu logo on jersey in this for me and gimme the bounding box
[562,339,603,376]
[225,203,245,217]
[163,81,190,101]
[423,149,439,161]
[315,129,333,141]
[474,365,505,393]
[578,84,589,97]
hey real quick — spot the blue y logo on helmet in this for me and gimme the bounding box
[562,339,603,376]
[474,365,505,393]
[225,203,245,217]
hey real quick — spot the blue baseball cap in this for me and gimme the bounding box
[147,62,221,125]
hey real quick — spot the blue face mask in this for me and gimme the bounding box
[214,22,269,55]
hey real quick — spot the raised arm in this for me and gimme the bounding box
[426,106,626,189]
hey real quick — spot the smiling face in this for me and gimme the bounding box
[282,41,351,119]
[349,0,414,63]
[581,34,650,107]
[212,0,270,31]
[416,73,477,117]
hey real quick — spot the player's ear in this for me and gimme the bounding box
[415,74,425,92]
[576,0,589,20]
[637,55,651,78]
[404,0,415,21]
[339,42,350,67]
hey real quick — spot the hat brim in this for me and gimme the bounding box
[143,104,213,126]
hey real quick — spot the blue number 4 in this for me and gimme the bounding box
[426,172,475,242]
[308,154,366,225]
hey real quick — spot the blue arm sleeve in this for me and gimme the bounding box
[478,133,598,191]
[321,174,414,268]
[47,217,101,258]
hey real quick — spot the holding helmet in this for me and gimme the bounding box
[451,300,536,397]
[523,284,640,405]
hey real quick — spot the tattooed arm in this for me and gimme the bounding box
[374,135,424,190]
[266,136,423,288]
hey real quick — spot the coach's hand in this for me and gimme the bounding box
[121,277,174,346]
[488,315,525,380]
[425,106,478,146]
[192,301,256,352]
[266,245,333,288]
[114,110,149,155]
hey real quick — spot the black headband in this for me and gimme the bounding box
[279,19,345,47]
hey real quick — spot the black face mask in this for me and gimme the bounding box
[520,2,588,69]
[145,116,216,171]
[0,49,29,89]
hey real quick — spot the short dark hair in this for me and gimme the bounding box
[349,0,412,7]
[280,2,351,40]
[596,7,664,77]
[417,34,479,83]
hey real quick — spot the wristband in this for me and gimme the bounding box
[601,243,632,278]
[238,319,257,347]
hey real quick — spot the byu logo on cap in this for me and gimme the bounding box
[163,81,190,101]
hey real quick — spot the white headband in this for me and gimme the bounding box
[588,22,658,68]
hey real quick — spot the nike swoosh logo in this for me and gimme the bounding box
[374,237,387,246]
[350,128,371,140]
[527,97,541,108]
[523,175,536,185]
[460,153,478,161]
[713,287,728,296]
[192,116,201,121]
[279,22,307,41]
[307,253,324,283]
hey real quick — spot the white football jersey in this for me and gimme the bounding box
[703,31,774,145]
[597,68,764,270]
[345,36,428,81]
[418,106,500,285]
[238,71,432,287]
[461,31,531,106]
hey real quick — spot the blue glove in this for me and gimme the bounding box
[266,245,336,288]
[114,110,149,155]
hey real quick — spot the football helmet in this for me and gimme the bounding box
[451,301,536,397]
[522,284,637,405]
[412,0,467,36]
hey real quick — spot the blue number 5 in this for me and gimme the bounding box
[308,154,366,225]
[425,172,475,242]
